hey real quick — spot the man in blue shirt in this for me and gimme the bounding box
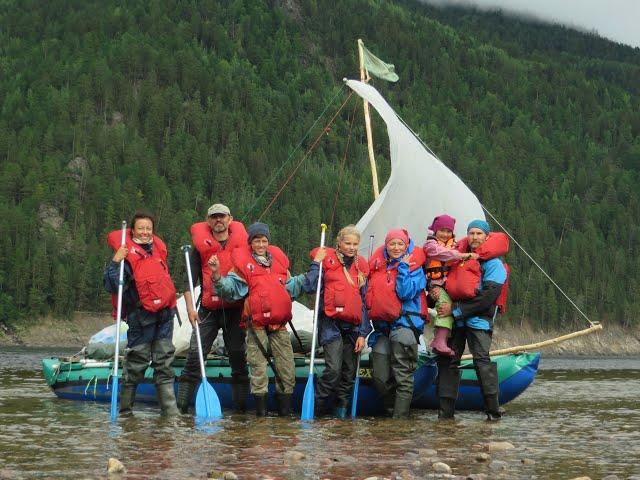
[435,219,507,421]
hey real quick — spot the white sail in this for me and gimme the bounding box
[290,80,485,333]
[346,79,485,251]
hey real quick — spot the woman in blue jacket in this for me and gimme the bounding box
[364,228,428,418]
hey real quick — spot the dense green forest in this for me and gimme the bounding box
[1,0,638,331]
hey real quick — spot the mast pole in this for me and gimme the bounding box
[358,38,380,199]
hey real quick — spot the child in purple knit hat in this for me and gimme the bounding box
[423,215,477,357]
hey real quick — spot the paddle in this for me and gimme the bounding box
[301,223,328,421]
[351,234,375,418]
[110,221,127,423]
[183,245,223,421]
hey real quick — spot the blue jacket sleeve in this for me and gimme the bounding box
[214,272,249,301]
[395,261,427,301]
[300,262,321,294]
[103,260,132,293]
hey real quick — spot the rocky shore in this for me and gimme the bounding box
[1,312,639,355]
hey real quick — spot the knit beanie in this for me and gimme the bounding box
[247,222,271,243]
[467,219,490,234]
[429,214,456,233]
[385,228,409,245]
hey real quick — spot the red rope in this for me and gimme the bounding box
[258,91,355,221]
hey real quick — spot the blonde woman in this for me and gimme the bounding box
[304,225,369,418]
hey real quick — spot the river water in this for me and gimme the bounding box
[0,347,638,480]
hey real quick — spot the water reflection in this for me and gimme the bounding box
[1,348,639,479]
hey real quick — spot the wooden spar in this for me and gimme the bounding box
[357,39,380,199]
[461,323,604,360]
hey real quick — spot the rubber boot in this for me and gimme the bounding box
[276,393,292,417]
[176,381,197,414]
[314,397,328,417]
[156,382,180,417]
[438,397,456,420]
[382,392,396,417]
[392,395,412,419]
[232,379,250,413]
[119,384,137,416]
[430,327,456,357]
[333,406,347,419]
[475,361,503,421]
[254,394,267,417]
[484,395,504,422]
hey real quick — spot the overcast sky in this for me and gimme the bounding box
[423,0,640,49]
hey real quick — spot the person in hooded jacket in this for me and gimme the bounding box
[103,212,179,417]
[302,225,370,418]
[363,228,428,418]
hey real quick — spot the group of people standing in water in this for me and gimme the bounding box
[104,203,509,421]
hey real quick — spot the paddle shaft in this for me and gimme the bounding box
[183,246,208,380]
[110,221,127,422]
[307,224,328,375]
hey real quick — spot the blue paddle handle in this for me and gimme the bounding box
[110,376,119,422]
[351,377,360,418]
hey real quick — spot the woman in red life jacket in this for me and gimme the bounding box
[423,214,478,357]
[103,212,179,416]
[303,225,369,418]
[208,222,324,416]
[363,228,428,418]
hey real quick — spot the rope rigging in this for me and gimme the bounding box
[241,85,348,222]
[256,90,356,221]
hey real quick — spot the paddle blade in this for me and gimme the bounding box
[300,373,315,421]
[110,376,119,422]
[350,377,360,418]
[195,380,222,421]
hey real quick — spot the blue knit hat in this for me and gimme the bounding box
[467,219,490,234]
[247,222,271,243]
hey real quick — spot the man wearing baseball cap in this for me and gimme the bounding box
[176,203,250,414]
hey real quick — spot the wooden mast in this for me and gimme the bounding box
[358,39,380,199]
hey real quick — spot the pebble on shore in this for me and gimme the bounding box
[107,458,125,475]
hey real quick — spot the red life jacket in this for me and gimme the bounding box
[425,237,456,280]
[446,232,510,312]
[106,229,177,315]
[365,246,428,322]
[191,221,247,310]
[232,245,292,328]
[310,247,369,325]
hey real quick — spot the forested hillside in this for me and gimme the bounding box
[1,0,638,331]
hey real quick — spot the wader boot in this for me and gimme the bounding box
[392,395,412,419]
[231,377,250,413]
[176,380,197,414]
[429,327,455,357]
[119,385,137,416]
[438,397,456,420]
[156,383,180,417]
[371,351,395,416]
[276,393,292,417]
[254,394,267,417]
[333,405,347,419]
[476,361,503,421]
[484,395,503,422]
